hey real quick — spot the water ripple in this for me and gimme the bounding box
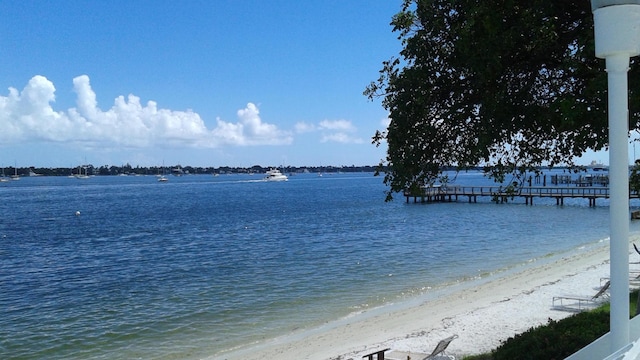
[0,173,623,359]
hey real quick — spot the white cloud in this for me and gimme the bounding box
[380,117,391,129]
[294,121,316,133]
[293,119,364,143]
[230,102,292,145]
[318,119,356,132]
[0,75,292,149]
[211,103,292,146]
[0,75,68,142]
[320,132,364,144]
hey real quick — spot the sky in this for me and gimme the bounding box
[0,1,626,170]
[0,0,402,168]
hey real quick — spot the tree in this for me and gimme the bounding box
[365,0,640,201]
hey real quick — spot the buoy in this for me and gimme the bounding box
[75,211,81,216]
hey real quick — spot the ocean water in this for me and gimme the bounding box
[1,171,638,360]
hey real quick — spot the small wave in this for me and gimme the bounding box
[118,232,153,241]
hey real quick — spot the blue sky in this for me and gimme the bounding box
[0,1,402,168]
[0,1,622,169]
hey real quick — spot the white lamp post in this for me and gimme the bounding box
[591,0,640,354]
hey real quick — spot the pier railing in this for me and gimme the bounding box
[404,185,639,206]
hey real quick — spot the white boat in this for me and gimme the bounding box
[588,160,608,171]
[264,168,288,182]
[172,167,184,176]
[158,162,168,182]
[0,167,10,182]
[75,166,90,179]
[10,162,20,180]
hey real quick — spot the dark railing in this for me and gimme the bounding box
[404,185,640,206]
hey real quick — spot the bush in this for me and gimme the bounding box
[461,291,639,359]
[490,311,610,360]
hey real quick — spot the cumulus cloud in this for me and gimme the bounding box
[0,75,67,141]
[0,75,292,149]
[213,102,292,146]
[321,132,359,143]
[295,118,363,144]
[318,119,355,132]
[294,121,316,133]
[380,117,391,129]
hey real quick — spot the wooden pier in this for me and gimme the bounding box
[404,185,640,207]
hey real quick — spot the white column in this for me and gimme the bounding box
[592,3,640,353]
[607,53,631,352]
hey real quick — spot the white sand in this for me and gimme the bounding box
[218,236,640,360]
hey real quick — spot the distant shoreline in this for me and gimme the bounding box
[3,165,380,177]
[4,164,611,178]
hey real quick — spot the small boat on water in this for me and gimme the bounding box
[75,166,90,179]
[0,167,10,182]
[172,167,185,176]
[11,163,20,180]
[264,168,288,182]
[158,162,169,182]
[588,160,608,172]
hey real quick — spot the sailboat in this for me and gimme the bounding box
[0,167,9,182]
[157,162,168,182]
[10,162,20,180]
[75,165,90,179]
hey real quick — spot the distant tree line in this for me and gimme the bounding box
[4,164,382,177]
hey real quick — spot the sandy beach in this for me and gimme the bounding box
[218,235,640,360]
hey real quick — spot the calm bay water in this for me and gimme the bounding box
[1,171,637,359]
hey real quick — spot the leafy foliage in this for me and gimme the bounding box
[492,312,610,360]
[460,312,610,360]
[366,0,640,200]
[462,291,640,359]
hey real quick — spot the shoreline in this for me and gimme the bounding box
[216,236,638,360]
